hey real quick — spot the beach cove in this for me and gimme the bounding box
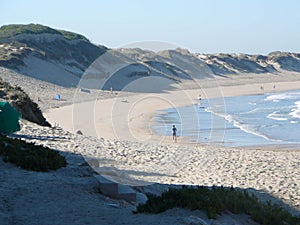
[1,67,300,224]
[43,73,300,215]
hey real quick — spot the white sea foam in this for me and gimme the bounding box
[289,101,300,119]
[267,111,288,121]
[227,117,278,142]
[207,109,278,142]
[241,107,266,114]
[265,91,300,102]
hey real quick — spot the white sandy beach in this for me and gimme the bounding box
[1,68,300,224]
[45,72,300,143]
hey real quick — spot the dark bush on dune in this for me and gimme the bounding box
[136,186,300,225]
[0,135,67,171]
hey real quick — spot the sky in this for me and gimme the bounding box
[1,0,300,54]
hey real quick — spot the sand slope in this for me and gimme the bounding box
[0,120,269,225]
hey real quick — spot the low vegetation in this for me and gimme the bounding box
[0,135,67,171]
[57,29,88,41]
[0,24,88,41]
[136,186,300,225]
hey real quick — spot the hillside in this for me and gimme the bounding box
[120,48,300,76]
[197,52,300,75]
[1,24,300,90]
[0,24,107,87]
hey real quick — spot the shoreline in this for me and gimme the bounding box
[45,77,300,148]
[151,89,300,149]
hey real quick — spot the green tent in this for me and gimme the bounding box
[0,102,21,134]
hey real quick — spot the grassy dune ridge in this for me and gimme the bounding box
[0,24,89,41]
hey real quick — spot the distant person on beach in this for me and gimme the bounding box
[198,94,202,101]
[260,85,264,91]
[172,125,177,142]
[197,94,202,106]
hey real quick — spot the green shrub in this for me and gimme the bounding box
[136,186,300,225]
[0,24,88,41]
[0,135,67,171]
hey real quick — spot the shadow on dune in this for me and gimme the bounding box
[83,157,300,217]
[11,133,69,142]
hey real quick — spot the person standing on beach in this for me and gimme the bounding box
[172,125,177,143]
[197,94,202,106]
[198,94,202,101]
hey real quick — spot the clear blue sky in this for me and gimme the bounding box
[1,0,300,54]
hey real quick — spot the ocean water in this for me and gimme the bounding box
[153,90,300,147]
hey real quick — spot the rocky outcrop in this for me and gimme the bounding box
[0,78,50,127]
